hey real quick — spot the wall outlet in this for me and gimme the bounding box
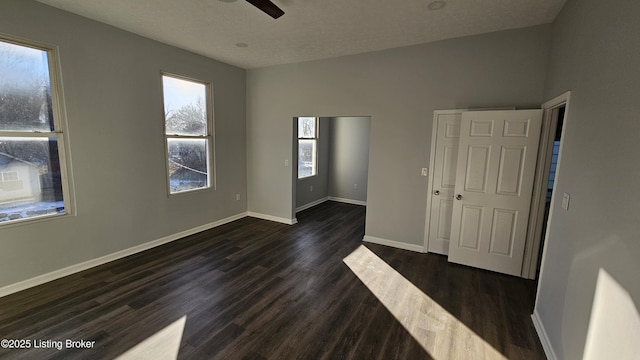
[309,185,313,192]
[562,193,570,210]
[236,194,240,201]
[284,159,289,167]
[421,168,428,176]
[353,183,358,189]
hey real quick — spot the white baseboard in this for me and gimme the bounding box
[363,235,424,253]
[0,212,248,299]
[328,196,367,206]
[296,197,329,213]
[427,238,449,255]
[532,310,557,360]
[247,212,297,225]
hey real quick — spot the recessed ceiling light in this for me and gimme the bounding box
[427,1,447,10]
[235,43,248,48]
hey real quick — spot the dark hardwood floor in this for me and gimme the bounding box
[0,201,546,359]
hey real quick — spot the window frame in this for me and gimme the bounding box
[0,34,73,227]
[160,72,215,196]
[297,117,318,179]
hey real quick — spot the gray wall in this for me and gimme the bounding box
[535,0,640,358]
[0,1,246,288]
[247,25,551,244]
[328,117,370,202]
[296,118,330,208]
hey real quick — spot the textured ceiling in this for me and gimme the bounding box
[35,0,566,69]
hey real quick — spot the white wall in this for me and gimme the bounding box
[534,0,640,358]
[247,25,551,245]
[0,0,246,289]
[328,116,370,203]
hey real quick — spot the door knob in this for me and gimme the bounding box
[434,190,440,195]
[455,194,462,200]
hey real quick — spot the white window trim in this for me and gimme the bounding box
[297,117,318,179]
[0,34,74,227]
[161,72,215,196]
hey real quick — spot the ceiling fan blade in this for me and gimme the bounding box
[246,0,284,19]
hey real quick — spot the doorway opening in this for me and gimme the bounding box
[523,91,571,280]
[535,105,565,278]
[291,116,371,221]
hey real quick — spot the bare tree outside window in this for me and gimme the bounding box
[162,74,213,194]
[0,38,69,224]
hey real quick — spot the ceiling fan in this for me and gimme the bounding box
[246,0,284,19]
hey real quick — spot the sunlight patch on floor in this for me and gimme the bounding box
[343,245,506,360]
[116,315,186,360]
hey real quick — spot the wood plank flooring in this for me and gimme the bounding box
[0,201,546,359]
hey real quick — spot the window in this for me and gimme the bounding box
[0,37,70,224]
[162,74,213,194]
[1,171,19,182]
[297,117,317,178]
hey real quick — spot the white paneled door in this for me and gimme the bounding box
[447,110,543,276]
[427,111,461,255]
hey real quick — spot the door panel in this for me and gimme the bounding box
[489,209,517,256]
[436,198,453,241]
[503,119,530,137]
[470,119,494,136]
[441,145,458,188]
[448,110,543,276]
[459,205,483,250]
[464,145,491,192]
[496,146,526,195]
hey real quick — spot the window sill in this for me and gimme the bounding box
[168,186,215,197]
[0,211,72,229]
[297,175,317,180]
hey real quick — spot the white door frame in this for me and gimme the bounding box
[521,91,571,279]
